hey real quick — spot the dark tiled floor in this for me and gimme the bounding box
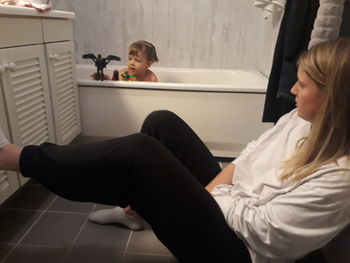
[0,135,177,263]
[0,180,177,263]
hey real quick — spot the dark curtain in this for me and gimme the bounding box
[262,0,320,123]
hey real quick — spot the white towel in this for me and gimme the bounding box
[254,0,286,19]
[308,0,345,49]
[16,0,52,12]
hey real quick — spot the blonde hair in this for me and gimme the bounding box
[281,38,350,182]
[129,40,159,62]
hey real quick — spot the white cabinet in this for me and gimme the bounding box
[0,169,18,204]
[0,44,56,146]
[0,9,80,199]
[0,85,19,204]
[43,17,81,144]
[45,41,81,144]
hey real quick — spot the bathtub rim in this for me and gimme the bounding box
[76,64,268,93]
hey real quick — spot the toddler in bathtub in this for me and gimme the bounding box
[88,41,159,230]
[92,40,159,82]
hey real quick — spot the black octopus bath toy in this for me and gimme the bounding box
[82,53,121,81]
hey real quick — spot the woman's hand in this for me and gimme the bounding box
[205,163,235,193]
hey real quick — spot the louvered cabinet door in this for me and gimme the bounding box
[0,169,19,204]
[0,88,19,204]
[45,41,81,145]
[0,45,56,185]
[0,45,55,147]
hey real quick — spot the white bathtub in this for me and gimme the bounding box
[76,64,273,158]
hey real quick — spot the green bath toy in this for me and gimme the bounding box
[121,71,136,81]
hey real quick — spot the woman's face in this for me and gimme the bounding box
[290,66,324,122]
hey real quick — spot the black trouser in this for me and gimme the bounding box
[20,110,251,263]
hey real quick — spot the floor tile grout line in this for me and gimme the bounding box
[0,207,47,212]
[44,194,58,210]
[121,230,134,262]
[123,250,175,257]
[0,246,15,263]
[124,228,134,252]
[0,195,58,263]
[58,203,97,263]
[1,207,95,215]
[0,210,46,263]
[71,203,96,245]
[40,209,93,215]
[4,243,65,249]
[1,193,57,212]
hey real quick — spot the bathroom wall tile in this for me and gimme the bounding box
[208,0,235,69]
[163,1,195,68]
[52,0,281,75]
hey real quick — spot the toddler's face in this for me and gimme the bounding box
[127,51,151,75]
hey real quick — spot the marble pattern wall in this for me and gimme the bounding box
[52,0,282,76]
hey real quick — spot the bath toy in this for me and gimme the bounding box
[121,71,136,81]
[82,53,121,81]
[112,70,119,81]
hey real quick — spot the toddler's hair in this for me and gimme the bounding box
[129,40,159,62]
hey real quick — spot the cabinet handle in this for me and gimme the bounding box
[49,54,59,61]
[7,62,17,72]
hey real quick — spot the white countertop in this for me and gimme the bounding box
[0,4,75,18]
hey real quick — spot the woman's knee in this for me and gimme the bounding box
[125,133,164,157]
[123,133,177,187]
[147,110,177,121]
[141,110,180,133]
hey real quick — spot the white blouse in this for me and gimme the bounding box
[212,109,350,263]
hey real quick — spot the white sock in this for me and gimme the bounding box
[88,206,144,231]
[0,127,9,148]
